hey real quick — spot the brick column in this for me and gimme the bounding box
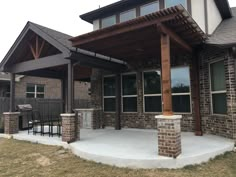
[4,112,20,134]
[61,113,79,143]
[155,115,182,158]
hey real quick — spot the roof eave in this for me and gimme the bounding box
[214,0,232,19]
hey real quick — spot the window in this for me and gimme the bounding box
[143,71,162,112]
[210,60,227,114]
[140,1,159,16]
[101,15,116,28]
[120,9,136,23]
[122,73,137,112]
[171,67,191,113]
[26,84,45,98]
[165,0,187,9]
[103,76,116,112]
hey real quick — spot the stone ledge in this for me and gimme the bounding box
[60,113,76,117]
[3,112,20,115]
[155,115,182,120]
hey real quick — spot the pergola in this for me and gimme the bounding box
[70,5,207,134]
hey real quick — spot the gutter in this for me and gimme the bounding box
[70,47,127,66]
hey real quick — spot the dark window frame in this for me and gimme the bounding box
[26,84,45,99]
[103,75,116,113]
[209,60,227,115]
[142,66,192,114]
[165,0,188,9]
[120,8,137,23]
[122,73,138,113]
[143,70,162,113]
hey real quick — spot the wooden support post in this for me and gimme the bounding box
[115,74,121,130]
[192,56,202,136]
[161,34,173,116]
[61,79,66,113]
[9,73,15,112]
[67,62,74,113]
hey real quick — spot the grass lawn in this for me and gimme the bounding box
[0,138,236,177]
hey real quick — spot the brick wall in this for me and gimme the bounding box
[92,54,196,132]
[199,46,236,139]
[14,76,90,100]
[91,47,236,140]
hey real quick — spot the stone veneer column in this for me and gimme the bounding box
[155,115,182,158]
[4,112,20,134]
[61,113,80,143]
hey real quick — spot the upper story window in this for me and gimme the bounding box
[165,0,187,9]
[26,84,45,98]
[101,15,116,29]
[120,9,136,23]
[140,1,160,16]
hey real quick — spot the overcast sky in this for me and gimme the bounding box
[0,0,236,62]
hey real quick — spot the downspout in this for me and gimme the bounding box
[231,47,236,141]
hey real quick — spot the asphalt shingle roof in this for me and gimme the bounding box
[207,7,236,47]
[29,22,74,50]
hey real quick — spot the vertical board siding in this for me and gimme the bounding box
[0,98,91,122]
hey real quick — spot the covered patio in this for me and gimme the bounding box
[0,5,234,167]
[0,127,234,169]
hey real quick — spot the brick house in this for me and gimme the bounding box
[1,0,236,158]
[0,73,90,100]
[68,0,236,142]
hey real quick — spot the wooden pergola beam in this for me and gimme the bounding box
[71,12,182,46]
[158,24,193,53]
[160,34,173,116]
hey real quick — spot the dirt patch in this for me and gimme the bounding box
[36,156,52,166]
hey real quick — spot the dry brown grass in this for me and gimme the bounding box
[0,138,235,177]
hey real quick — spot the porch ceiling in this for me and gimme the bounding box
[70,5,207,61]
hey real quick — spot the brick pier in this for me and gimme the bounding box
[3,112,20,134]
[61,113,80,143]
[156,115,182,158]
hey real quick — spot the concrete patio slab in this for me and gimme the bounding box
[0,128,234,169]
[70,128,234,169]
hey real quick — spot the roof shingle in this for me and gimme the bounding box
[207,7,236,47]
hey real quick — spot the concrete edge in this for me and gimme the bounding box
[69,142,234,169]
[0,132,234,169]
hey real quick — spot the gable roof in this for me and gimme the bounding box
[30,22,74,51]
[80,0,232,24]
[0,21,74,71]
[206,7,236,47]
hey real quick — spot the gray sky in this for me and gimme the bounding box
[0,0,236,62]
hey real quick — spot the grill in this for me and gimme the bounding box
[17,104,33,130]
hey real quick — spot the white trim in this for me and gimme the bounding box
[209,59,227,115]
[121,72,138,113]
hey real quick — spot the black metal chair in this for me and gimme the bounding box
[50,116,62,137]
